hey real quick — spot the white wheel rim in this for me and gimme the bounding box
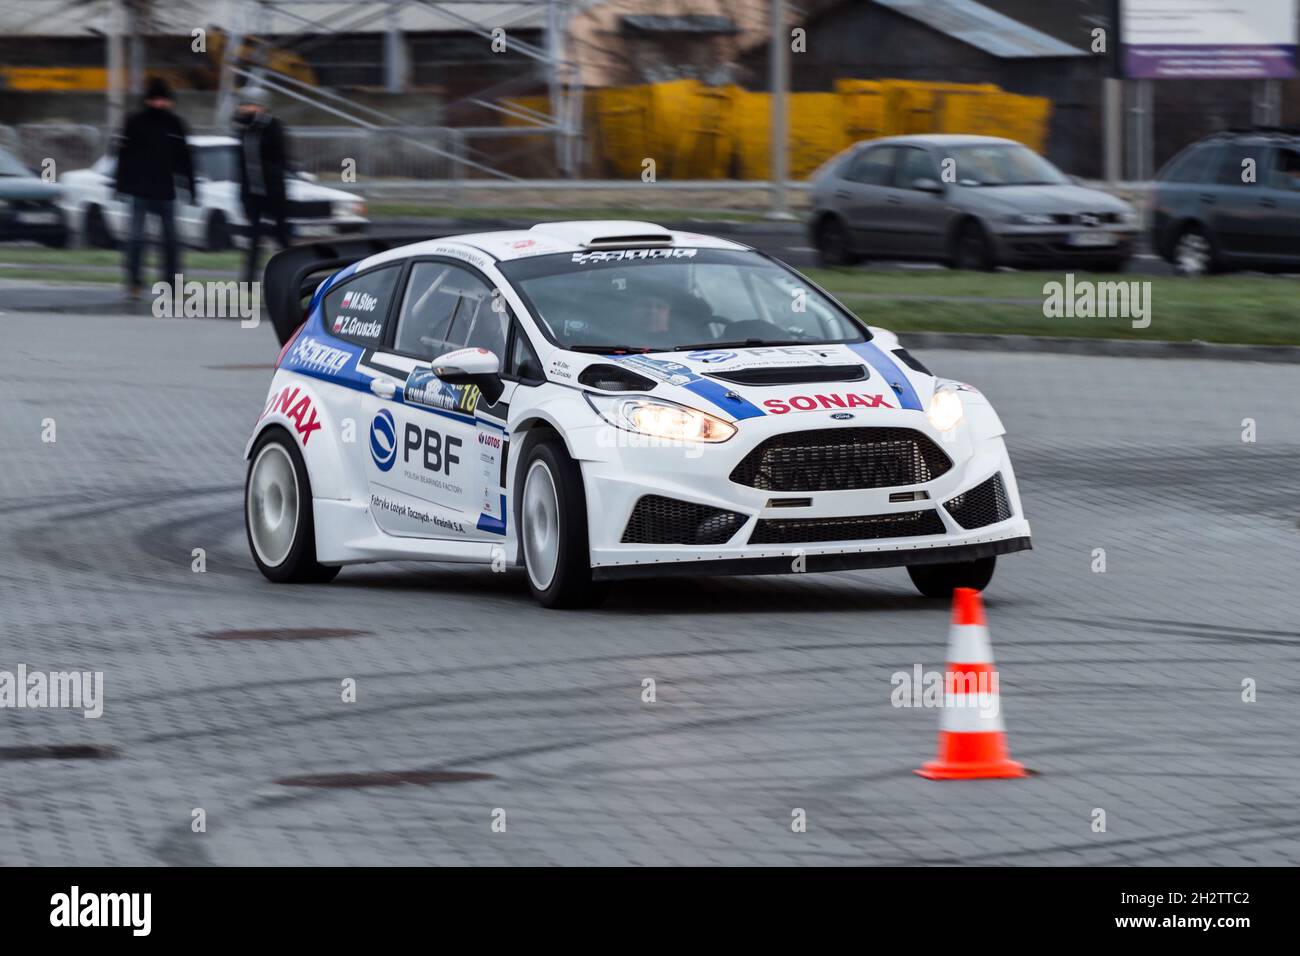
[247,443,300,568]
[522,460,560,591]
[1176,233,1209,275]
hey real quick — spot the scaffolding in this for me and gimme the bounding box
[98,0,586,179]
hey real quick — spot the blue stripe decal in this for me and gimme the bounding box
[607,354,766,420]
[682,377,766,420]
[848,342,923,411]
[476,495,508,535]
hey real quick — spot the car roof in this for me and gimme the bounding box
[857,134,1020,148]
[357,220,753,270]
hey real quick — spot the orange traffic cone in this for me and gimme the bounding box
[915,587,1027,780]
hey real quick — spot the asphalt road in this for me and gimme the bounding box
[1,311,1297,865]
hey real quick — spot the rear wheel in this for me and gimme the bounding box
[519,437,607,609]
[245,428,339,584]
[814,216,860,266]
[1172,225,1218,276]
[204,210,232,251]
[953,221,995,271]
[907,556,996,598]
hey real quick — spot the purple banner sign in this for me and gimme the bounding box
[1125,44,1297,79]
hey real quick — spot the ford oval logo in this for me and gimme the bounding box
[831,412,855,420]
[369,409,397,471]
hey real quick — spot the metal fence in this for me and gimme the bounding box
[0,122,468,181]
[0,123,106,175]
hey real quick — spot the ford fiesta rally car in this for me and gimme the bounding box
[246,221,1031,607]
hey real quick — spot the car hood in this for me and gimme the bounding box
[0,177,60,200]
[963,183,1131,215]
[569,342,935,421]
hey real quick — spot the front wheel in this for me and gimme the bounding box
[245,428,340,584]
[1171,225,1219,276]
[519,437,607,609]
[907,556,996,598]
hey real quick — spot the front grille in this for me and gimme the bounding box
[287,200,334,220]
[706,364,867,386]
[621,495,744,545]
[731,428,952,492]
[749,509,946,545]
[944,473,1012,529]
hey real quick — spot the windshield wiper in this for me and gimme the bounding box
[567,345,656,354]
[669,338,807,351]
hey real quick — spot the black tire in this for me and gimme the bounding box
[83,204,116,249]
[907,556,996,599]
[38,227,69,249]
[245,427,340,584]
[204,210,232,252]
[814,215,860,266]
[518,435,607,609]
[953,220,995,271]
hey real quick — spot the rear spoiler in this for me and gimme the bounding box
[263,235,424,345]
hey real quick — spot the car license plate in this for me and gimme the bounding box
[296,223,333,237]
[16,211,59,225]
[1069,231,1116,247]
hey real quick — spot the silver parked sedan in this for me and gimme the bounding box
[808,134,1138,271]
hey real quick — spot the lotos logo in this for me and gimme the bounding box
[763,393,895,415]
[478,432,502,449]
[370,410,397,471]
[686,350,737,364]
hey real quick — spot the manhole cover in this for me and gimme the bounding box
[0,744,116,760]
[199,627,369,641]
[275,770,496,789]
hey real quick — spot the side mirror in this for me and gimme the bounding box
[433,347,504,403]
[912,177,944,194]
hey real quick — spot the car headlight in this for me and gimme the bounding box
[927,385,964,432]
[1005,213,1054,226]
[1118,209,1138,225]
[332,199,366,218]
[585,394,737,443]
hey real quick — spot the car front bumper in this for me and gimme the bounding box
[577,409,1031,576]
[989,226,1138,266]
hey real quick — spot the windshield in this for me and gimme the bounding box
[500,248,867,352]
[0,149,30,178]
[949,143,1069,187]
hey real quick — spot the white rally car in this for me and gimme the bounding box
[246,221,1031,607]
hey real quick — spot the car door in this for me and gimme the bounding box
[1260,145,1300,261]
[359,258,510,541]
[887,146,953,259]
[838,144,900,256]
[1209,142,1273,258]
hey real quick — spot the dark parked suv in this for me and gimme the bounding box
[1151,127,1300,275]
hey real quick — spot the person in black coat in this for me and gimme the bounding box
[114,77,196,299]
[233,85,292,285]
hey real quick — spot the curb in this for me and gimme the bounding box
[896,331,1300,364]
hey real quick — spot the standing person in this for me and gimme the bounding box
[233,85,292,285]
[114,77,196,300]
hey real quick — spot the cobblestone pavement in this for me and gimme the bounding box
[1,311,1296,866]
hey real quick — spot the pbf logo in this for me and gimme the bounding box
[370,410,397,471]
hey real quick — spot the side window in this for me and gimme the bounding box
[322,265,400,347]
[508,322,544,382]
[1270,148,1300,191]
[1215,144,1268,186]
[844,146,898,186]
[394,261,504,360]
[895,147,937,188]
